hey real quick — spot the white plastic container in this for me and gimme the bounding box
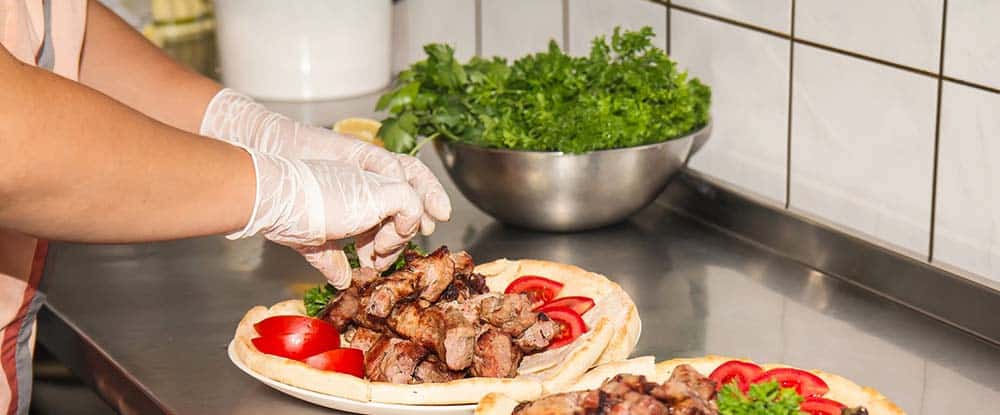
[214,0,392,101]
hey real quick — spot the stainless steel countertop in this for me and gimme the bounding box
[38,94,1000,414]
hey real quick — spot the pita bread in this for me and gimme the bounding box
[230,258,640,406]
[475,259,642,372]
[232,305,370,401]
[654,356,904,415]
[560,355,655,393]
[475,356,905,415]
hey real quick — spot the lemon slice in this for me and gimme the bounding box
[333,118,384,147]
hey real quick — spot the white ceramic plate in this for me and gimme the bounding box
[228,341,477,415]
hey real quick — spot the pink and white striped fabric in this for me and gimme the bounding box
[1,1,86,413]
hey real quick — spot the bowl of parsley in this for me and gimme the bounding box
[376,27,711,232]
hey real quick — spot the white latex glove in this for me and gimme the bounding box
[200,89,451,265]
[229,148,423,289]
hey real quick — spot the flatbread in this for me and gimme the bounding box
[230,258,640,406]
[561,355,655,393]
[653,356,905,415]
[232,305,370,401]
[476,259,642,372]
[475,356,905,415]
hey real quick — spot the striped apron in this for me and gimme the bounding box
[0,0,86,413]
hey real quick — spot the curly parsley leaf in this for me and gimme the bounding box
[303,241,426,316]
[304,284,337,317]
[718,381,805,415]
[378,27,710,154]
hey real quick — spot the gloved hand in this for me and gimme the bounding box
[200,88,451,271]
[229,147,424,289]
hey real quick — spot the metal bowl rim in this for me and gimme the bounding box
[435,121,711,157]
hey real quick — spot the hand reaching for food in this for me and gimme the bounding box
[199,88,452,279]
[226,148,423,289]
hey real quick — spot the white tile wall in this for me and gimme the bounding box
[392,0,477,73]
[933,83,1000,282]
[481,0,563,60]
[673,11,790,204]
[944,0,1000,89]
[790,45,937,256]
[672,0,791,33]
[566,0,666,56]
[795,0,944,72]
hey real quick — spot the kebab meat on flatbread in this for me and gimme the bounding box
[231,245,641,405]
[474,355,904,415]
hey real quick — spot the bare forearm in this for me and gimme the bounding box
[0,47,252,243]
[79,0,220,133]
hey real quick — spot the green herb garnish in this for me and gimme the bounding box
[377,27,710,155]
[718,381,805,415]
[304,283,337,317]
[303,241,426,316]
[343,242,361,269]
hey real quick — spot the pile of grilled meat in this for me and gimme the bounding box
[513,365,718,415]
[317,246,562,384]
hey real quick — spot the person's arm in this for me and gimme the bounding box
[0,44,252,243]
[78,0,220,134]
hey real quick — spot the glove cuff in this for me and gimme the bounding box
[227,148,327,246]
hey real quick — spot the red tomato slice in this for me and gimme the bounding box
[535,296,595,315]
[506,275,564,308]
[254,316,340,340]
[708,360,764,392]
[303,348,365,377]
[751,368,830,397]
[252,333,341,361]
[800,397,847,415]
[542,306,587,349]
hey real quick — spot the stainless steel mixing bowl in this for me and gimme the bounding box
[434,123,711,231]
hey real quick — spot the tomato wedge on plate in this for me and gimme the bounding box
[506,275,564,308]
[542,306,587,349]
[535,296,595,315]
[800,396,847,415]
[708,360,764,392]
[254,316,339,340]
[303,348,365,377]
[252,333,341,361]
[751,368,830,397]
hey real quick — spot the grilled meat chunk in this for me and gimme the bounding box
[450,251,474,276]
[471,328,521,378]
[364,271,418,318]
[649,365,718,415]
[515,314,558,352]
[387,302,447,359]
[317,287,360,331]
[479,293,539,336]
[513,390,606,415]
[352,267,380,288]
[653,364,716,402]
[600,374,655,397]
[441,306,477,370]
[608,392,669,415]
[413,355,467,383]
[405,246,455,302]
[365,337,428,384]
[345,326,383,355]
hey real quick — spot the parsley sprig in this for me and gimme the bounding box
[717,381,805,415]
[377,27,710,155]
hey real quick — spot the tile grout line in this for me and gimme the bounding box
[785,0,796,209]
[665,0,671,55]
[929,0,949,262]
[562,0,570,50]
[474,0,482,57]
[668,3,1000,97]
